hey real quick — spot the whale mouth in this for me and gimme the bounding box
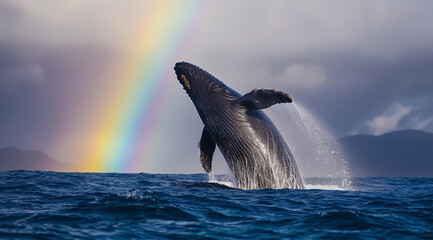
[174,62,233,100]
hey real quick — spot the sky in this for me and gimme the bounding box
[1,0,433,174]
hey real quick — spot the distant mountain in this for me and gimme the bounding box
[340,129,433,177]
[0,147,69,172]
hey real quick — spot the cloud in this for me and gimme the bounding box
[1,1,433,173]
[0,1,154,49]
[276,64,326,89]
[364,101,433,136]
[197,1,433,61]
[0,1,23,29]
[188,0,433,137]
[0,45,47,85]
[367,104,412,135]
[412,117,433,130]
[1,62,46,84]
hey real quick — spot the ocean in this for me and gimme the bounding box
[0,171,432,239]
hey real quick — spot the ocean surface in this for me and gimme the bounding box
[0,171,432,239]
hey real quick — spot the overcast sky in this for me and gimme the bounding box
[1,0,433,173]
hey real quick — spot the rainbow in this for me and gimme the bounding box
[82,0,203,172]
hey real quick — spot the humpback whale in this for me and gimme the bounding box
[174,62,304,190]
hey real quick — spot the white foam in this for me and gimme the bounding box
[305,184,348,191]
[124,189,144,199]
[208,179,236,188]
[208,173,236,188]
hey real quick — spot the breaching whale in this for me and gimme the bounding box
[174,62,304,190]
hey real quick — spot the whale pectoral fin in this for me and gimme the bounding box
[198,127,216,173]
[236,88,293,110]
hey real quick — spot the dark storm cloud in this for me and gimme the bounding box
[2,0,433,173]
[0,42,122,151]
[185,0,433,136]
[247,50,433,136]
[197,49,433,136]
[0,1,23,28]
[0,45,46,85]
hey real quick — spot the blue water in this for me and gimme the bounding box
[0,171,432,239]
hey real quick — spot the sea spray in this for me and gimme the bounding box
[208,172,236,188]
[208,103,350,190]
[266,103,353,190]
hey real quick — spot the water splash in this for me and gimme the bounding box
[304,184,347,191]
[207,103,351,190]
[266,103,353,190]
[208,172,236,188]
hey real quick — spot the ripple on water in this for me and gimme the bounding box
[1,171,432,239]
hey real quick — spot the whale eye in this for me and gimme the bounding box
[180,74,191,90]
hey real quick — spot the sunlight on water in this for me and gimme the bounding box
[266,103,353,190]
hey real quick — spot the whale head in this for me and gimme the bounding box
[174,62,241,108]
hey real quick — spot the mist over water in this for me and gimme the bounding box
[266,103,352,190]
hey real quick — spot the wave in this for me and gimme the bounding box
[208,179,236,188]
[208,179,351,191]
[174,181,235,189]
[1,171,432,239]
[305,184,349,191]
